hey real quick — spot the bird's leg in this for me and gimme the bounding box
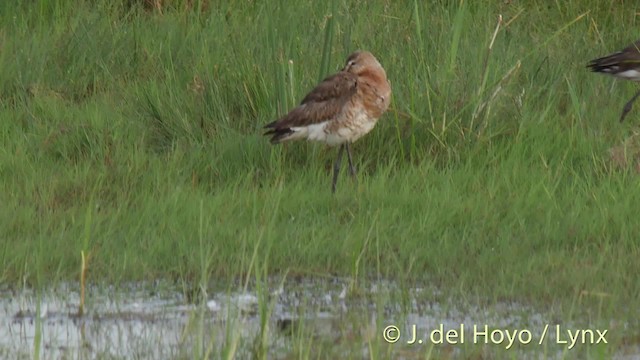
[620,89,640,122]
[332,144,345,193]
[345,143,357,181]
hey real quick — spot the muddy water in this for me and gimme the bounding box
[1,279,636,359]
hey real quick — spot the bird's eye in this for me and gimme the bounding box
[348,60,356,67]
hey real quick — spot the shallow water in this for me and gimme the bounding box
[1,279,636,359]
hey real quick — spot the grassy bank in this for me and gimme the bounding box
[1,0,639,319]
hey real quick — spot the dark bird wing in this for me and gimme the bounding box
[587,40,640,77]
[264,72,358,143]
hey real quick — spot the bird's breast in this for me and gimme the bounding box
[321,104,378,144]
[360,79,391,119]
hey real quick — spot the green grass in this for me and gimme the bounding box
[1,0,640,329]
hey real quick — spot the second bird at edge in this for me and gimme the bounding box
[588,39,640,122]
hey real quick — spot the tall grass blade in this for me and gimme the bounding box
[318,7,335,83]
[449,0,467,74]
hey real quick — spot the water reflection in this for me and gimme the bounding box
[0,279,635,359]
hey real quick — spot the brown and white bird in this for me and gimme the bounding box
[588,39,640,122]
[264,50,391,193]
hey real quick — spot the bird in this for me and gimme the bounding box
[263,50,391,193]
[588,39,640,122]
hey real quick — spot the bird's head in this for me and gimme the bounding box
[342,50,385,76]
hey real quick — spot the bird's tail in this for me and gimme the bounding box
[587,41,640,78]
[263,121,294,144]
[587,52,627,74]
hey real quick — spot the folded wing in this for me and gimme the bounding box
[588,40,640,80]
[264,72,358,143]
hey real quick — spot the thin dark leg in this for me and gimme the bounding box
[332,144,345,193]
[345,143,357,180]
[620,89,640,122]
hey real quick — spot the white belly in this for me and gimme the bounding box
[290,110,378,146]
[615,69,640,81]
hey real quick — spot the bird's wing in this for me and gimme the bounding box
[266,72,358,129]
[588,40,640,72]
[618,40,640,63]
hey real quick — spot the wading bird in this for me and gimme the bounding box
[588,39,640,122]
[264,50,391,193]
